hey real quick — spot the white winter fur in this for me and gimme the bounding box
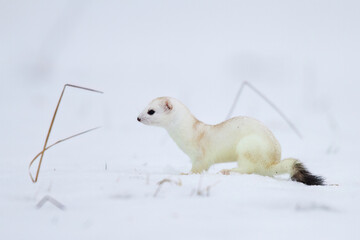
[138,97,297,176]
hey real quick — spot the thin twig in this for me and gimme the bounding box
[29,127,101,182]
[153,178,182,197]
[194,175,220,197]
[196,175,203,196]
[29,84,103,183]
[153,179,171,197]
[226,81,302,139]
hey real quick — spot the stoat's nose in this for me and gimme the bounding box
[137,117,141,122]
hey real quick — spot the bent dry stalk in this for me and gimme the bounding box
[226,81,302,139]
[29,84,103,183]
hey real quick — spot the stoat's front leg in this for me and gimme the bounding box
[189,158,211,174]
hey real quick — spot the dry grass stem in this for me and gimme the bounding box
[153,178,182,197]
[194,176,220,197]
[29,84,103,183]
[226,81,302,139]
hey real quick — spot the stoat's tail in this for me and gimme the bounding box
[270,158,325,186]
[291,161,325,186]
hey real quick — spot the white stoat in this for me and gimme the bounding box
[137,97,324,185]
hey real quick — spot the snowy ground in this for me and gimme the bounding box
[1,1,360,239]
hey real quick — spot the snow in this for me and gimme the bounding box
[1,1,360,239]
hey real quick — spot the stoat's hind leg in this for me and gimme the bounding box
[221,135,279,176]
[220,162,255,175]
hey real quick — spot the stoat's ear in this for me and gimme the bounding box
[164,99,173,111]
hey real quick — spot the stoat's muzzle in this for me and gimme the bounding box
[137,114,153,125]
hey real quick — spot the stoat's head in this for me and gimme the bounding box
[137,97,175,128]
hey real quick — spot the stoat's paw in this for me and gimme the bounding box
[180,172,190,175]
[219,169,231,175]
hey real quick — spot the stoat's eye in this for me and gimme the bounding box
[147,109,155,115]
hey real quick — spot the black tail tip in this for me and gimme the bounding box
[291,162,325,186]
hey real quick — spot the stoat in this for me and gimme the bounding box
[137,97,324,186]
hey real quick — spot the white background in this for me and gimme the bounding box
[1,1,359,239]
